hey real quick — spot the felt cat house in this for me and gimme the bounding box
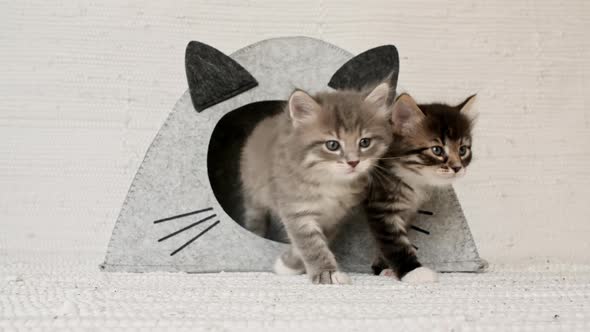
[101,37,486,273]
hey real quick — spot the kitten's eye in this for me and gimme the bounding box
[459,145,469,156]
[325,140,340,151]
[359,138,371,148]
[431,146,444,156]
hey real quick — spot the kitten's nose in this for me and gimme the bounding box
[451,166,462,173]
[347,160,360,168]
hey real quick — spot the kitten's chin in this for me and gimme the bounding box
[334,170,365,183]
[396,166,465,187]
[312,165,363,184]
[429,169,466,186]
[429,176,458,186]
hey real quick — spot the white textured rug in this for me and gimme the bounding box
[1,250,589,331]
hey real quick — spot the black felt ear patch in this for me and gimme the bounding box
[328,45,399,94]
[185,41,258,112]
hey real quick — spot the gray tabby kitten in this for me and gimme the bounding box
[366,93,477,283]
[240,83,392,284]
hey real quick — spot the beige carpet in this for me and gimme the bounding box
[1,250,589,331]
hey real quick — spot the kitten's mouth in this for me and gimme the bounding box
[341,161,366,175]
[437,171,456,177]
[435,168,465,179]
[342,166,366,179]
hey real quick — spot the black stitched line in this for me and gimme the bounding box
[417,209,434,216]
[412,244,419,250]
[170,220,221,256]
[158,215,216,242]
[411,225,430,235]
[153,207,213,224]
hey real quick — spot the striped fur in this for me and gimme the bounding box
[366,165,423,278]
[366,93,476,279]
[240,85,392,284]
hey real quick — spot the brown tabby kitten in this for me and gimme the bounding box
[366,93,476,283]
[240,84,393,284]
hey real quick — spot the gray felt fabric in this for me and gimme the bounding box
[328,45,399,92]
[185,41,258,112]
[101,36,487,273]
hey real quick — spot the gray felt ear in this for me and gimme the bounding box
[185,41,258,112]
[328,45,399,95]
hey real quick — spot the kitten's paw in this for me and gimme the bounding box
[379,268,396,278]
[273,257,305,276]
[331,271,352,285]
[312,271,352,285]
[401,267,438,284]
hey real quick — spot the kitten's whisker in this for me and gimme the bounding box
[170,220,221,256]
[371,170,389,184]
[372,164,390,172]
[368,156,406,161]
[367,165,391,193]
[158,214,216,242]
[371,164,393,181]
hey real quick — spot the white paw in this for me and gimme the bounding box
[330,271,352,285]
[273,257,305,275]
[401,267,438,284]
[311,270,352,285]
[379,268,396,277]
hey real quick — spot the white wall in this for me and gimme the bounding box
[1,0,588,264]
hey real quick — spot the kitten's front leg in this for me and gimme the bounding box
[283,215,351,285]
[274,246,305,275]
[370,253,388,275]
[367,210,437,283]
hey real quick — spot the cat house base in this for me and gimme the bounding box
[100,37,487,273]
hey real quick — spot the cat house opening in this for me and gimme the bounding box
[207,101,289,243]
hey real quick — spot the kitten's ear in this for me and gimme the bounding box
[391,94,425,134]
[364,83,390,113]
[288,90,321,127]
[458,94,478,121]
